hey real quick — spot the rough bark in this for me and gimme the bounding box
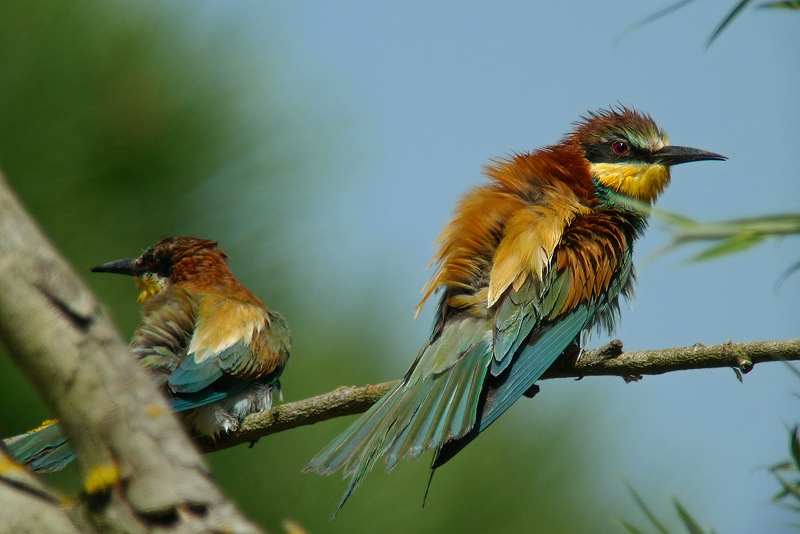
[0,173,264,534]
[0,447,86,534]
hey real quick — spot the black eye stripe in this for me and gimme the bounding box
[581,138,654,164]
[138,250,172,278]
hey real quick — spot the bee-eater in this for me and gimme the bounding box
[4,236,291,472]
[305,107,726,515]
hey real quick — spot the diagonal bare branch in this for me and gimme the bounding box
[197,338,800,453]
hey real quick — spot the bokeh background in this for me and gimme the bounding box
[0,2,797,533]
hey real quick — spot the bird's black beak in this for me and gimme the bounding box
[91,258,140,277]
[654,145,727,166]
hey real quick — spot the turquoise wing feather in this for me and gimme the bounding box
[166,342,242,394]
[484,267,587,431]
[481,307,588,433]
[134,306,252,412]
[138,290,289,411]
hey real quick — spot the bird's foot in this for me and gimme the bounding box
[522,384,540,398]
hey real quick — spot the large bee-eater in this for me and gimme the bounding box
[4,236,291,472]
[305,107,726,515]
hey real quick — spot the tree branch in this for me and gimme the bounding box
[0,447,90,533]
[0,173,264,534]
[197,338,800,453]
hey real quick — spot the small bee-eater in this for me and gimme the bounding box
[305,107,726,515]
[4,236,291,472]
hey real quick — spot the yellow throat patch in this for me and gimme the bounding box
[590,162,671,203]
[136,273,167,303]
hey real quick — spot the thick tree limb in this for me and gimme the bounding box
[0,447,87,534]
[197,338,800,453]
[0,173,264,534]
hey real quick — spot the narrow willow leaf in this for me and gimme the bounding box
[638,209,800,264]
[759,0,800,7]
[624,482,672,534]
[686,234,765,262]
[791,425,800,471]
[780,361,800,382]
[706,0,756,48]
[615,518,650,534]
[771,461,795,471]
[774,471,800,501]
[673,499,707,534]
[776,502,800,513]
[777,260,800,290]
[615,0,698,44]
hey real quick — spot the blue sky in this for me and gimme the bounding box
[194,2,798,531]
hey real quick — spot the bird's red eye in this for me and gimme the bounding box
[612,141,629,156]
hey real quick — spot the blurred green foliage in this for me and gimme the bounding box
[770,363,800,526]
[771,425,800,518]
[653,213,800,264]
[618,0,800,48]
[620,377,800,534]
[618,483,719,534]
[0,2,647,533]
[609,194,799,279]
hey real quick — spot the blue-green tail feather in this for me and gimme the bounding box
[3,421,74,473]
[304,325,491,517]
[433,307,589,468]
[3,378,261,473]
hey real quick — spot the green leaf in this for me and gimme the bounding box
[776,502,800,514]
[780,361,800,382]
[706,0,756,48]
[617,0,798,48]
[673,499,707,534]
[685,233,765,262]
[624,482,672,534]
[759,0,800,8]
[615,518,650,534]
[615,0,698,44]
[774,471,800,502]
[771,461,795,471]
[641,210,800,265]
[672,214,800,241]
[777,260,800,290]
[791,426,800,471]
